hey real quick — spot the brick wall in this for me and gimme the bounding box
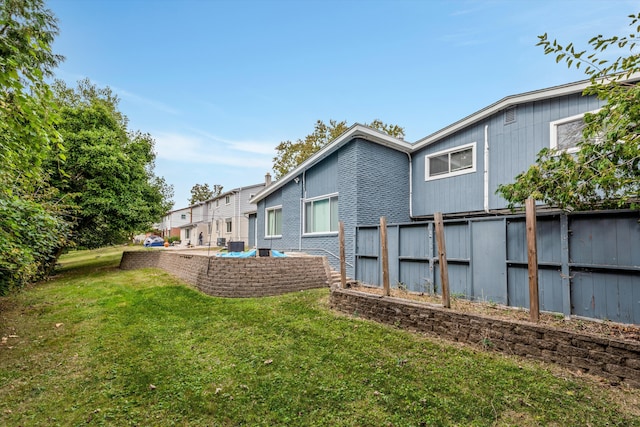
[330,288,640,388]
[120,251,330,297]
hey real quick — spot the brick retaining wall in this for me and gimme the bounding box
[330,288,640,388]
[120,251,330,297]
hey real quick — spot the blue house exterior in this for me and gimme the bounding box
[252,128,411,276]
[251,78,610,276]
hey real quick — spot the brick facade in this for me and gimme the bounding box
[120,251,330,298]
[330,288,640,388]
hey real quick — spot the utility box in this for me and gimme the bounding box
[216,238,226,247]
[258,248,271,257]
[228,241,244,252]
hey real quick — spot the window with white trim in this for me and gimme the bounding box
[225,218,232,233]
[265,206,282,237]
[225,195,231,205]
[425,142,476,180]
[304,195,338,234]
[180,214,186,220]
[550,111,601,153]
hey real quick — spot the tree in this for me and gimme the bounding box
[0,0,64,194]
[497,13,640,211]
[49,79,174,248]
[0,0,69,294]
[272,119,405,179]
[189,183,223,205]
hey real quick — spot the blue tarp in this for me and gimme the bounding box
[216,249,287,258]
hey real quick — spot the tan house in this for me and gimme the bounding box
[178,180,267,248]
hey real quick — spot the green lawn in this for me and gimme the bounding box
[0,247,638,426]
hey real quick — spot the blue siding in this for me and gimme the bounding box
[305,154,338,198]
[412,92,605,216]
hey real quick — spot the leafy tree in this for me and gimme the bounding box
[272,119,405,179]
[497,13,640,210]
[189,183,223,205]
[49,79,174,248]
[0,0,64,193]
[0,0,69,293]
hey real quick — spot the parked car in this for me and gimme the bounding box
[143,236,165,247]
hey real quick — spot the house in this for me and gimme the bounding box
[179,181,266,247]
[158,206,191,239]
[251,77,611,277]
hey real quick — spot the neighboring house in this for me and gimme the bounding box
[158,206,191,239]
[177,181,266,247]
[251,77,612,276]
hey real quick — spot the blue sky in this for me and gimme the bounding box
[48,0,637,208]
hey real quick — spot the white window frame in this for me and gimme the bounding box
[225,218,232,233]
[425,142,476,181]
[180,214,186,220]
[225,195,231,205]
[550,110,601,154]
[265,205,282,238]
[303,193,339,236]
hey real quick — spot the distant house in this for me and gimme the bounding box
[251,77,610,276]
[178,181,266,247]
[158,206,191,239]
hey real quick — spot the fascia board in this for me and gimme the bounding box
[251,124,412,204]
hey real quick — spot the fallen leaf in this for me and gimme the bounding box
[215,387,222,394]
[55,323,63,328]
[149,384,156,390]
[264,359,273,365]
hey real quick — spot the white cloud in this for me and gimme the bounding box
[114,87,182,115]
[154,132,273,169]
[189,128,276,155]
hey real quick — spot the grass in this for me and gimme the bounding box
[1,247,639,426]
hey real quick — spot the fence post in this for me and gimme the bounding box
[339,221,346,288]
[380,216,390,296]
[526,198,540,322]
[434,212,450,308]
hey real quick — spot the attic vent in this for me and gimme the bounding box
[504,106,517,124]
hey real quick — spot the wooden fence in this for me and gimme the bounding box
[354,210,640,324]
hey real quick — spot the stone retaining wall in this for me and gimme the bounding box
[120,251,330,297]
[330,288,640,388]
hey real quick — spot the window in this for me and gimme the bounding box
[216,199,219,207]
[304,195,338,234]
[550,111,601,153]
[425,143,476,180]
[185,228,191,239]
[180,214,186,220]
[225,218,232,233]
[265,206,282,237]
[208,222,212,235]
[225,195,231,205]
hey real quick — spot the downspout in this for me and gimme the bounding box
[405,152,414,219]
[235,188,242,241]
[484,124,490,213]
[299,170,306,251]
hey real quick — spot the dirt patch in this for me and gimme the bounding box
[347,283,640,343]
